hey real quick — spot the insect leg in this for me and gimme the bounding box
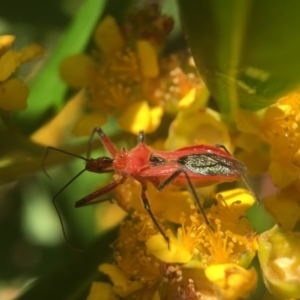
[75,177,125,207]
[87,127,118,159]
[214,144,260,204]
[51,168,87,252]
[214,144,229,153]
[140,183,170,245]
[157,169,213,230]
[53,172,119,252]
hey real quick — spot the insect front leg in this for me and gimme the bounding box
[140,183,170,245]
[87,127,118,159]
[157,169,213,231]
[75,177,126,207]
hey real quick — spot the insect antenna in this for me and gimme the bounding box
[214,144,260,204]
[42,146,88,178]
[241,174,260,204]
[52,168,87,252]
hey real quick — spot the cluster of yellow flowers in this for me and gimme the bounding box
[0,35,44,111]
[88,189,257,300]
[235,95,300,231]
[59,4,200,136]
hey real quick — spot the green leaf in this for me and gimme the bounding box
[177,0,300,119]
[17,229,117,300]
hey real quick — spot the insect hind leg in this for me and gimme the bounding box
[157,169,214,231]
[214,144,260,204]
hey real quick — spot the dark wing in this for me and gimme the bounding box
[177,154,247,176]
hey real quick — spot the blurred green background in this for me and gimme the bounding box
[0,0,119,298]
[0,0,181,298]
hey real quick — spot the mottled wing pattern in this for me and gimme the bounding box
[177,154,247,176]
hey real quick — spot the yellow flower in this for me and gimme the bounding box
[89,189,257,299]
[234,94,300,229]
[117,101,163,135]
[258,225,300,299]
[261,93,300,188]
[235,93,300,187]
[165,101,232,152]
[234,109,270,175]
[175,189,257,268]
[98,211,163,299]
[205,264,257,300]
[0,35,44,111]
[60,6,200,136]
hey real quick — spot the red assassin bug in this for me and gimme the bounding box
[45,127,258,245]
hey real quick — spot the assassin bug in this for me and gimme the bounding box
[44,127,258,245]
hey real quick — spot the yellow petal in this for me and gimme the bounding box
[0,35,15,48]
[0,78,28,111]
[148,105,163,133]
[60,54,98,88]
[234,132,259,152]
[263,105,285,122]
[19,43,45,63]
[31,91,86,146]
[87,282,118,300]
[235,109,261,135]
[99,264,143,297]
[177,87,196,108]
[0,50,22,81]
[99,264,129,290]
[216,188,256,213]
[165,107,231,151]
[205,264,257,300]
[94,16,124,53]
[146,231,192,263]
[118,101,150,135]
[235,147,270,174]
[72,112,107,137]
[113,281,144,298]
[152,291,161,300]
[269,160,299,188]
[114,177,192,223]
[0,35,15,55]
[264,187,300,231]
[137,40,159,78]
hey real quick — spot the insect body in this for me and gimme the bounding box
[46,127,257,244]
